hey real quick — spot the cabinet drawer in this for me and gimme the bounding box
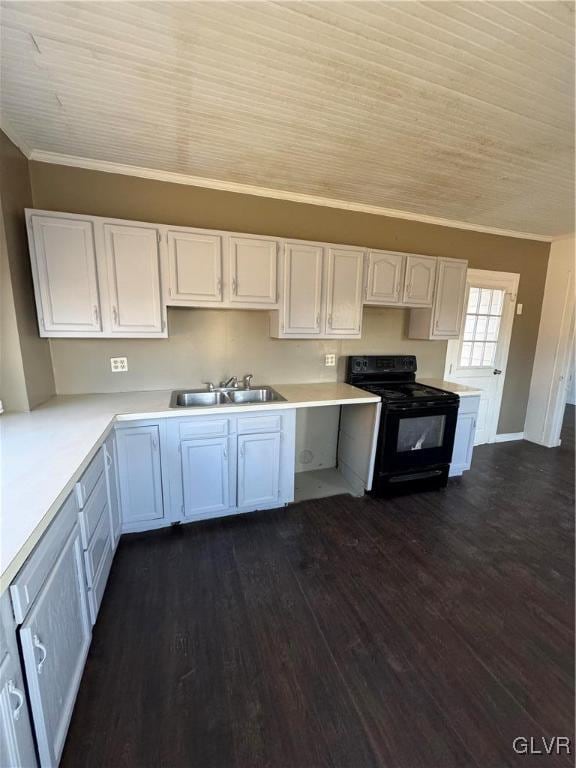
[83,510,112,587]
[87,535,114,624]
[78,472,108,549]
[237,414,282,434]
[456,395,481,415]
[10,492,78,624]
[75,447,105,508]
[179,418,229,439]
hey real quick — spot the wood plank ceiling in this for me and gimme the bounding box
[1,1,574,237]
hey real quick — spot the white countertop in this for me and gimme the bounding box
[417,379,483,397]
[0,383,379,592]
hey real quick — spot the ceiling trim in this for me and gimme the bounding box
[28,149,554,242]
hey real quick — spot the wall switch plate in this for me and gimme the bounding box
[325,353,336,367]
[516,303,523,315]
[111,357,128,372]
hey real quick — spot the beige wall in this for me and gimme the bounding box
[28,161,550,433]
[0,133,54,411]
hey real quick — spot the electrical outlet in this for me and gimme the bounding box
[325,353,336,367]
[110,357,128,373]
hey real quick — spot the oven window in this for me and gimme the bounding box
[397,415,446,452]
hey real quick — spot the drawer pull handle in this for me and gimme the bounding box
[7,681,24,720]
[33,634,47,674]
[112,305,118,324]
[104,447,112,469]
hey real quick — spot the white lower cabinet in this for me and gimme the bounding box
[103,434,122,549]
[450,396,480,477]
[167,410,296,523]
[116,424,165,530]
[0,653,37,768]
[20,524,91,768]
[237,432,281,508]
[181,436,232,517]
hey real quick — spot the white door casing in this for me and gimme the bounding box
[30,215,101,333]
[445,269,519,444]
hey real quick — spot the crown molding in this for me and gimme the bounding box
[0,121,32,158]
[28,150,554,243]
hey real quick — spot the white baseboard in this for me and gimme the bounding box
[494,432,524,442]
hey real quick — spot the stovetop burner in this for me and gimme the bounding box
[366,383,454,402]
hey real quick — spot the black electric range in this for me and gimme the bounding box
[346,355,459,495]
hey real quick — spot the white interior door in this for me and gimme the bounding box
[445,269,519,444]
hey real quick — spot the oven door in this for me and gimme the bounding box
[378,400,458,472]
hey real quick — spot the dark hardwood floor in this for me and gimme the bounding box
[62,407,575,768]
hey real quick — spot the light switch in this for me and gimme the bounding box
[516,303,523,315]
[111,357,128,372]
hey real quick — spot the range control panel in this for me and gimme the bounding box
[347,355,417,377]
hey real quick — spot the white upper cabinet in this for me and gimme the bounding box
[325,248,364,336]
[408,257,468,340]
[432,258,468,337]
[104,224,164,335]
[365,250,404,305]
[29,214,101,334]
[279,242,324,335]
[228,236,278,305]
[403,254,437,306]
[166,230,223,305]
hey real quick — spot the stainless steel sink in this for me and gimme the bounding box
[170,390,232,407]
[228,387,285,403]
[170,386,285,408]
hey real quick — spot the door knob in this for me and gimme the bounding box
[493,369,502,375]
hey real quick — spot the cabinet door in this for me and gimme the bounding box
[116,425,164,525]
[403,255,437,306]
[104,224,164,334]
[282,243,323,334]
[181,437,231,517]
[20,525,91,768]
[229,236,278,305]
[431,259,468,338]
[237,432,281,508]
[365,251,404,305]
[30,215,101,333]
[0,654,37,768]
[325,248,364,336]
[167,230,223,304]
[450,411,477,476]
[104,435,121,549]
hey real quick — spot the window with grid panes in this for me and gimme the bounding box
[459,287,505,368]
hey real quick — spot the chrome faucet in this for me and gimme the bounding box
[243,373,253,389]
[220,376,238,388]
